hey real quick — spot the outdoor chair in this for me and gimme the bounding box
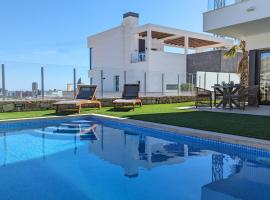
[228,86,248,110]
[53,85,101,113]
[113,84,142,111]
[213,84,223,107]
[248,85,260,107]
[195,87,212,108]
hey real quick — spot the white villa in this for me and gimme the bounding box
[87,12,233,95]
[204,0,270,105]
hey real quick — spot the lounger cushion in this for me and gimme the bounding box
[53,100,88,105]
[113,99,138,103]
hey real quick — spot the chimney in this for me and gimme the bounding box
[122,12,139,27]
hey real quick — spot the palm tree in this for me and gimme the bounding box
[224,40,249,88]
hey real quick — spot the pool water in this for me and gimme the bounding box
[0,117,270,200]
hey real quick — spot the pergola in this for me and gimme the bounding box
[134,24,233,54]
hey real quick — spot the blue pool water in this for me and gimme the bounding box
[0,117,270,200]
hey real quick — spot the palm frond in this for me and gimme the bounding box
[223,40,249,87]
[224,45,239,59]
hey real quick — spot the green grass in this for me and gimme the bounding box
[0,110,56,120]
[1,102,270,140]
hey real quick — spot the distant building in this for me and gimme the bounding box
[45,90,63,98]
[15,91,32,98]
[32,82,38,98]
[0,88,8,97]
[67,84,73,92]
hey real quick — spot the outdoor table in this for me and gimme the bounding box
[212,85,241,109]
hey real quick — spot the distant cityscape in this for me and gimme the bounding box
[0,78,84,100]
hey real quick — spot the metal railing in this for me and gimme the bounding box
[196,71,240,91]
[131,52,146,63]
[89,68,240,98]
[207,0,245,11]
[0,61,90,101]
[0,61,240,101]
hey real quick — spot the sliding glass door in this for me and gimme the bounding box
[260,51,270,104]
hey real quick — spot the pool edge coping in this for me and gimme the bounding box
[91,114,270,151]
[0,113,270,151]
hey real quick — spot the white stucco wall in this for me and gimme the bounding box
[89,68,123,92]
[88,50,187,93]
[89,67,146,93]
[246,32,270,50]
[204,0,270,33]
[151,39,164,51]
[88,26,125,69]
[149,51,186,73]
[148,51,187,92]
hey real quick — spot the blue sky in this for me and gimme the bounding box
[0,0,208,66]
[0,0,208,90]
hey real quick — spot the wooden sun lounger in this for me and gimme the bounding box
[53,85,101,113]
[113,84,142,111]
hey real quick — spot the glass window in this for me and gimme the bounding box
[260,51,270,104]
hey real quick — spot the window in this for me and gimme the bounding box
[166,84,178,90]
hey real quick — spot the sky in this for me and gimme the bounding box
[0,0,208,90]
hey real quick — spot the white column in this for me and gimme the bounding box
[146,29,152,61]
[184,36,189,55]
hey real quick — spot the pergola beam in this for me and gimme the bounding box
[139,31,174,40]
[134,24,233,50]
[164,36,219,48]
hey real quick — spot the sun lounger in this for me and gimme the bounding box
[53,85,101,113]
[113,84,142,111]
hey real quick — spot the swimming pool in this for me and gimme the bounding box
[0,116,269,200]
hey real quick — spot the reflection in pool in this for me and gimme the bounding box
[0,117,269,200]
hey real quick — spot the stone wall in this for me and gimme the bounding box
[0,96,195,112]
[187,50,222,74]
[0,100,58,112]
[187,50,241,74]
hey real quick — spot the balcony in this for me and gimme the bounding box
[207,0,245,11]
[204,0,270,39]
[131,52,146,63]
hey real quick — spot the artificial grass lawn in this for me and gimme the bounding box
[0,102,270,140]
